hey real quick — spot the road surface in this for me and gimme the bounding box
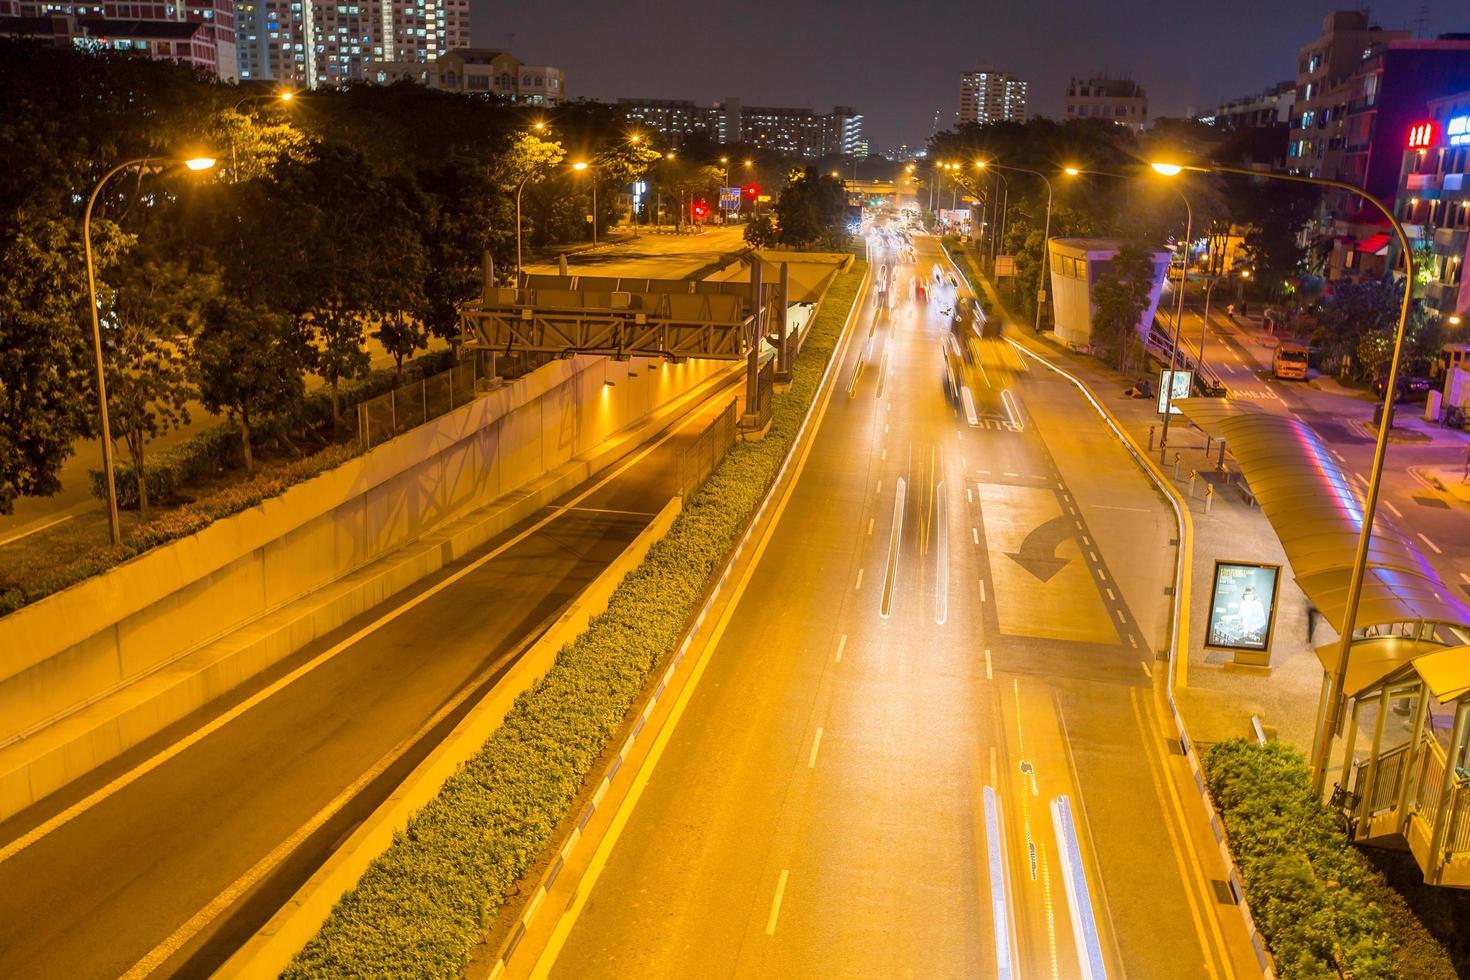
[524,225,746,279]
[538,231,1249,978]
[0,381,740,979]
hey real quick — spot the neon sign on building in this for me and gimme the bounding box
[1448,115,1470,147]
[1407,121,1435,148]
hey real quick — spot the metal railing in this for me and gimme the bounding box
[749,359,775,430]
[357,356,482,451]
[1447,780,1470,857]
[678,399,738,499]
[1411,739,1448,823]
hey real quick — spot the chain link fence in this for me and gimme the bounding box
[357,356,482,451]
[678,399,738,499]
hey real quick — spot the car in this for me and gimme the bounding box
[1372,373,1434,402]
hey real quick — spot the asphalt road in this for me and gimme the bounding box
[0,385,739,979]
[541,232,1246,978]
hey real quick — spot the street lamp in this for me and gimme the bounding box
[571,160,598,245]
[975,160,1009,265]
[227,90,295,181]
[84,155,216,545]
[984,161,1056,332]
[1153,158,1416,792]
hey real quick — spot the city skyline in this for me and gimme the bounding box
[469,0,1470,150]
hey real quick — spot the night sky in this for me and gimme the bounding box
[471,0,1470,151]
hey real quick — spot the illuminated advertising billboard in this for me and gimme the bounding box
[1206,561,1282,652]
[1156,369,1193,415]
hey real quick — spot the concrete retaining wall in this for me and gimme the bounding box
[0,354,723,818]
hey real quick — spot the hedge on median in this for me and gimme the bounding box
[1204,739,1456,980]
[283,254,868,978]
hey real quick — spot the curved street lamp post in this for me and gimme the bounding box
[84,155,216,545]
[1153,160,1415,792]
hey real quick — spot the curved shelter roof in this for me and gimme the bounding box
[1175,398,1470,634]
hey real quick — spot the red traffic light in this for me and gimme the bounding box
[693,201,708,217]
[744,183,759,198]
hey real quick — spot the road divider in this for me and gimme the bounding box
[984,785,1019,980]
[880,478,907,619]
[1051,795,1107,980]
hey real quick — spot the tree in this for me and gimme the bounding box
[101,247,208,514]
[194,297,310,475]
[276,143,427,430]
[0,216,113,513]
[1091,241,1159,371]
[774,167,848,249]
[744,215,778,248]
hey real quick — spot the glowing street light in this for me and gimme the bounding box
[83,155,216,544]
[1149,161,1184,176]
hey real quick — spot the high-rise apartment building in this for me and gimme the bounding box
[0,0,237,78]
[617,97,863,159]
[235,0,467,88]
[1065,75,1147,130]
[957,66,1028,125]
[1201,81,1295,129]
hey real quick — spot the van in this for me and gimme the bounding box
[1272,342,1308,380]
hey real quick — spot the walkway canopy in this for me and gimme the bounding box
[1175,398,1470,636]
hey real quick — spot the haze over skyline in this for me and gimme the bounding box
[472,0,1470,150]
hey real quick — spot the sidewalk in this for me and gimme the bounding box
[966,256,1326,750]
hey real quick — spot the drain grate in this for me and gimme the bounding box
[1212,879,1238,905]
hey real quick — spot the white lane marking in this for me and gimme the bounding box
[882,448,888,461]
[935,481,949,626]
[855,568,865,590]
[1128,635,1139,649]
[978,469,991,477]
[1114,608,1127,624]
[1000,389,1023,431]
[962,387,980,426]
[880,477,907,618]
[973,526,980,545]
[967,487,973,503]
[1081,535,1091,546]
[1140,660,1152,678]
[1418,532,1444,555]
[985,649,993,680]
[1088,551,1099,563]
[1354,471,1369,487]
[979,579,988,603]
[836,635,847,663]
[808,728,824,768]
[1097,568,1108,582]
[766,869,790,935]
[1331,450,1347,463]
[1089,504,1151,513]
[886,423,890,433]
[983,786,1019,980]
[961,456,967,469]
[876,480,882,495]
[867,517,874,536]
[1461,572,1470,587]
[958,431,963,442]
[1004,471,1020,478]
[1106,588,1116,601]
[0,404,694,868]
[1383,499,1403,519]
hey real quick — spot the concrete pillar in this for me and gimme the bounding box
[776,262,791,381]
[482,249,495,300]
[559,253,570,276]
[1429,700,1470,881]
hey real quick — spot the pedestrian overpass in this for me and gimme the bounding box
[1178,397,1470,888]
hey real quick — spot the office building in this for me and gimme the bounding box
[370,48,564,105]
[235,0,468,88]
[1396,88,1470,320]
[1064,75,1146,130]
[0,0,237,78]
[957,66,1028,125]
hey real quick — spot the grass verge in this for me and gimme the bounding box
[1204,739,1458,979]
[282,254,867,977]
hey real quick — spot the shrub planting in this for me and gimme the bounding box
[1204,739,1456,980]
